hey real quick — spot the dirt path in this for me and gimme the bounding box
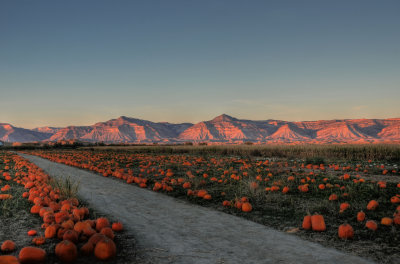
[19,153,374,264]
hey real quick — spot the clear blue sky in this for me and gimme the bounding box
[1,0,399,128]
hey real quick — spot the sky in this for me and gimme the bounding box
[1,0,399,128]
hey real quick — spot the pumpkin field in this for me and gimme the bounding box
[1,145,400,263]
[17,146,400,263]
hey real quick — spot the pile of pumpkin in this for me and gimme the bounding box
[0,154,124,263]
[222,196,253,212]
[302,198,400,240]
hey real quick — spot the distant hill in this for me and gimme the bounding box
[1,115,400,143]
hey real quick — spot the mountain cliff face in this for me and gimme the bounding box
[49,126,94,141]
[78,116,192,142]
[1,115,400,143]
[0,123,51,142]
[32,127,62,134]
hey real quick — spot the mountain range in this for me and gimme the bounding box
[1,114,400,143]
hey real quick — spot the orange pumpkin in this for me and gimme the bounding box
[381,217,393,226]
[311,215,326,232]
[88,233,107,245]
[94,238,116,260]
[1,240,16,252]
[203,194,212,200]
[55,240,77,263]
[63,230,79,244]
[182,182,191,189]
[241,202,252,212]
[32,236,46,246]
[0,255,19,264]
[80,242,94,255]
[366,200,379,211]
[19,247,46,264]
[83,227,96,237]
[45,225,57,239]
[328,194,338,201]
[357,211,366,222]
[96,217,110,231]
[302,215,312,230]
[100,227,115,240]
[390,196,400,204]
[27,230,37,236]
[365,220,378,231]
[338,223,354,239]
[111,222,123,232]
[339,202,350,213]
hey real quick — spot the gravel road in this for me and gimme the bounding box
[19,153,374,264]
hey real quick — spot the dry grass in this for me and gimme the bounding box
[49,176,80,200]
[82,144,400,162]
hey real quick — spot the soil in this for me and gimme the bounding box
[18,153,375,264]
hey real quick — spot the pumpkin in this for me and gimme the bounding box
[357,211,366,222]
[203,194,212,200]
[72,208,83,221]
[55,240,77,263]
[30,205,41,214]
[222,200,231,207]
[39,207,53,217]
[367,200,379,211]
[32,237,46,246]
[61,220,74,230]
[55,211,69,224]
[27,230,37,236]
[62,230,79,244]
[1,240,16,252]
[241,202,252,212]
[182,182,191,189]
[197,190,207,198]
[282,186,289,194]
[234,200,243,210]
[82,227,96,237]
[43,212,55,224]
[339,202,350,213]
[44,225,57,239]
[390,196,400,204]
[19,247,46,264]
[96,217,110,231]
[338,223,354,239]
[88,233,107,245]
[311,215,326,232]
[80,242,94,255]
[100,227,115,240]
[365,220,378,231]
[302,215,312,230]
[57,228,67,240]
[328,194,338,201]
[74,221,90,234]
[0,255,19,264]
[381,217,393,226]
[111,222,123,232]
[94,238,116,260]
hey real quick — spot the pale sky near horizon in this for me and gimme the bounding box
[1,0,399,128]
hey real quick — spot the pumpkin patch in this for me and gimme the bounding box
[2,147,400,263]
